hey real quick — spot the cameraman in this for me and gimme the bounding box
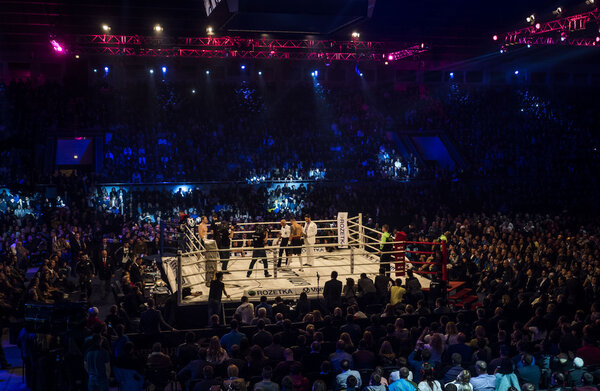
[247,225,272,278]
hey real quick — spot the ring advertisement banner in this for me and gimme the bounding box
[337,212,348,248]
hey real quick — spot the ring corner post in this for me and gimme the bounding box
[358,213,364,251]
[441,239,448,282]
[177,250,183,306]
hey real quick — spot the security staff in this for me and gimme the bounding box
[211,214,233,273]
[247,225,272,278]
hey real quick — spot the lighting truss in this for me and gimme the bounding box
[73,34,427,61]
[510,36,599,47]
[386,44,429,61]
[499,8,600,46]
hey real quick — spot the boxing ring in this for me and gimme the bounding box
[159,214,448,306]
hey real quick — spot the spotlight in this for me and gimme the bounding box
[74,155,78,159]
[384,61,388,65]
[161,66,167,73]
[527,44,531,48]
[449,72,454,78]
[241,65,246,70]
[359,72,364,77]
[311,72,315,77]
[514,70,519,75]
[526,14,535,23]
[553,7,563,16]
[492,35,498,41]
[192,89,196,94]
[586,0,594,5]
[104,66,109,73]
[351,31,360,39]
[388,54,394,61]
[205,70,210,75]
[258,71,262,76]
[149,69,154,74]
[93,68,97,73]
[50,39,64,53]
[102,24,111,32]
[596,36,600,42]
[75,54,80,59]
[206,26,214,35]
[154,24,163,32]
[535,23,541,29]
[314,70,318,77]
[561,32,567,41]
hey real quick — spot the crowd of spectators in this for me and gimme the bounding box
[0,164,598,390]
[1,77,600,391]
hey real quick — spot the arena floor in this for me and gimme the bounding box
[179,248,433,304]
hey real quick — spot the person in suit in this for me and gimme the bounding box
[96,237,114,260]
[537,270,551,294]
[302,215,318,267]
[323,271,342,313]
[129,256,143,286]
[70,231,86,261]
[97,249,114,299]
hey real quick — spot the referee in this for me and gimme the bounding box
[277,219,291,268]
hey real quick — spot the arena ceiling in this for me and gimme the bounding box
[0,0,594,58]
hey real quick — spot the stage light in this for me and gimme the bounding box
[102,24,111,32]
[526,14,535,23]
[314,70,318,77]
[596,36,600,42]
[311,72,315,77]
[149,69,154,74]
[162,66,167,73]
[93,68,97,73]
[535,23,541,29]
[388,54,394,61]
[75,54,80,59]
[586,0,595,5]
[50,39,64,53]
[351,31,360,39]
[449,72,454,78]
[514,70,519,75]
[241,65,246,70]
[154,24,163,32]
[492,35,498,41]
[104,66,109,73]
[74,155,78,159]
[258,71,262,76]
[527,44,531,48]
[561,32,567,41]
[384,61,388,65]
[553,7,563,16]
[192,89,196,94]
[206,26,214,35]
[359,72,364,77]
[205,70,210,75]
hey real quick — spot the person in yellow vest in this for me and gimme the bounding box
[390,278,406,307]
[379,224,393,274]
